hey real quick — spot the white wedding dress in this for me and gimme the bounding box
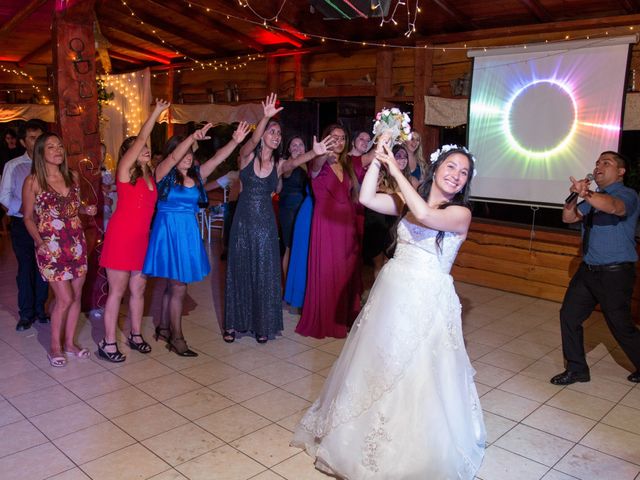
[292,217,486,479]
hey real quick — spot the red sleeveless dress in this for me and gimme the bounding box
[100,178,157,271]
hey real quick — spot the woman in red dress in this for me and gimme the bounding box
[98,99,170,362]
[22,133,97,367]
[296,124,362,339]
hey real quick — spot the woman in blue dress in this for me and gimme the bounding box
[279,136,308,281]
[144,121,249,356]
[282,136,314,309]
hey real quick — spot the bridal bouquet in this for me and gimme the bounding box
[372,107,412,147]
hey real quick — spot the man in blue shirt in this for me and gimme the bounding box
[0,119,49,331]
[551,151,640,385]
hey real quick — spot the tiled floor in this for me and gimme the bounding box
[0,234,639,480]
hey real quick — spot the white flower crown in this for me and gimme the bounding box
[429,144,477,176]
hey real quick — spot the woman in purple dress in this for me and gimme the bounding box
[296,124,362,339]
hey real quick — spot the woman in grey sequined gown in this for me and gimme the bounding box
[223,93,333,343]
[224,155,281,341]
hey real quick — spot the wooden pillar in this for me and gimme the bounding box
[413,47,438,154]
[53,0,104,311]
[375,50,393,113]
[267,57,279,96]
[294,54,304,101]
[166,67,175,137]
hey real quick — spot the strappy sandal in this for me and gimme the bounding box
[168,337,198,357]
[97,338,126,363]
[255,334,268,344]
[223,329,236,343]
[64,347,91,358]
[47,352,66,368]
[128,333,152,353]
[154,326,171,343]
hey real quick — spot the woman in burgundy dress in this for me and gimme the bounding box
[22,133,97,367]
[296,124,362,339]
[98,99,170,362]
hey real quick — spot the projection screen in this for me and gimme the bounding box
[467,36,637,206]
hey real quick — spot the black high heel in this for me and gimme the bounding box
[255,334,268,344]
[223,329,236,343]
[154,326,171,343]
[168,337,198,357]
[98,339,126,363]
[128,333,152,353]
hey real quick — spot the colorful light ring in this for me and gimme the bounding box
[502,79,578,160]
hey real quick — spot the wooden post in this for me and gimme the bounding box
[375,50,393,113]
[267,56,279,96]
[167,67,175,137]
[294,53,303,101]
[413,47,439,154]
[53,0,104,311]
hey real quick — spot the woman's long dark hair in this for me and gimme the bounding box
[379,145,411,192]
[283,134,306,160]
[118,136,152,186]
[163,134,199,185]
[323,123,360,203]
[386,147,475,256]
[254,119,282,170]
[31,133,73,192]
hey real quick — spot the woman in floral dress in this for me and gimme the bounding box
[22,133,96,367]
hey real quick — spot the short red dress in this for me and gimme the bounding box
[100,178,157,271]
[35,185,87,282]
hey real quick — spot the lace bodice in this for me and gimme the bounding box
[395,216,465,274]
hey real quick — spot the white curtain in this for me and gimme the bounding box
[98,68,152,170]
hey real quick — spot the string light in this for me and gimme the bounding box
[179,0,636,53]
[373,0,420,37]
[99,71,146,136]
[237,0,288,23]
[117,0,259,72]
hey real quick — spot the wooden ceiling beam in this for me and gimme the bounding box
[98,17,231,58]
[430,0,478,30]
[17,40,51,67]
[144,0,265,52]
[107,38,173,64]
[0,0,48,40]
[105,5,230,56]
[518,0,553,22]
[421,12,640,44]
[107,51,144,65]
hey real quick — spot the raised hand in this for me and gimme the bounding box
[193,123,213,141]
[569,175,591,198]
[262,92,283,118]
[154,98,170,112]
[232,121,251,144]
[376,144,398,169]
[312,135,336,156]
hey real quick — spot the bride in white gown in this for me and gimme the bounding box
[292,143,486,479]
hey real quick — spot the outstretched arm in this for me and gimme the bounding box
[117,99,170,183]
[377,146,471,234]
[200,122,251,179]
[238,93,283,169]
[278,135,336,177]
[155,123,213,181]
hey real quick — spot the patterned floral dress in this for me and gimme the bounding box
[34,184,87,282]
